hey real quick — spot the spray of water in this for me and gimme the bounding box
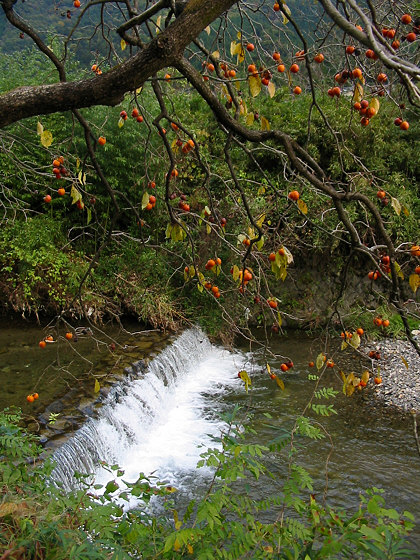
[51,328,246,491]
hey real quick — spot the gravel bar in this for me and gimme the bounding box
[363,337,420,413]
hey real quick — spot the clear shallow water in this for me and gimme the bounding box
[1,321,419,549]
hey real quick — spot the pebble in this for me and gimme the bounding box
[363,337,420,413]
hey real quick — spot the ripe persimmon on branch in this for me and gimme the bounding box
[0,0,419,357]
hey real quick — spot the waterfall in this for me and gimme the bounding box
[51,327,245,491]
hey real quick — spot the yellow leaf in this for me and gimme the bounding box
[284,247,294,264]
[40,130,53,148]
[266,363,272,375]
[205,26,211,35]
[349,332,361,349]
[346,384,356,396]
[77,171,86,185]
[238,370,252,392]
[237,31,242,40]
[361,370,370,383]
[403,206,410,217]
[353,83,363,103]
[257,185,266,195]
[409,273,420,293]
[370,97,380,114]
[268,81,276,98]
[401,356,409,369]
[282,3,291,24]
[393,261,404,280]
[256,214,265,228]
[136,86,142,94]
[156,15,161,34]
[261,116,270,131]
[276,376,285,390]
[256,235,264,250]
[277,311,282,327]
[0,502,19,517]
[94,379,100,393]
[118,117,125,128]
[297,199,308,214]
[36,121,44,136]
[211,50,220,59]
[316,353,325,370]
[232,265,240,282]
[341,340,348,351]
[246,112,255,126]
[120,39,126,51]
[70,185,82,205]
[206,223,211,235]
[237,47,245,64]
[173,538,181,552]
[187,544,194,554]
[248,75,261,98]
[391,196,401,216]
[339,370,347,383]
[142,191,150,210]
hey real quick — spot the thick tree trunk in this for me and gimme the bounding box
[0,0,236,128]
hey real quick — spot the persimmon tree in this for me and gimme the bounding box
[0,0,419,364]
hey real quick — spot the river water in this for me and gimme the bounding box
[1,320,419,550]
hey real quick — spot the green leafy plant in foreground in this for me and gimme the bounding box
[0,407,415,559]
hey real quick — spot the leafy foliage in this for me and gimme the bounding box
[0,407,415,559]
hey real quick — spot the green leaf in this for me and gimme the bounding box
[86,207,92,225]
[105,480,119,494]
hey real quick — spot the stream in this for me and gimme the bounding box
[1,319,419,550]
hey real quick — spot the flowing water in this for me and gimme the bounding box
[1,320,419,549]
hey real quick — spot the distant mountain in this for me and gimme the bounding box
[0,0,319,67]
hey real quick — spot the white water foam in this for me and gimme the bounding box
[51,328,246,493]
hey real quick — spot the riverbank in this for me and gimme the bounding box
[364,336,420,413]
